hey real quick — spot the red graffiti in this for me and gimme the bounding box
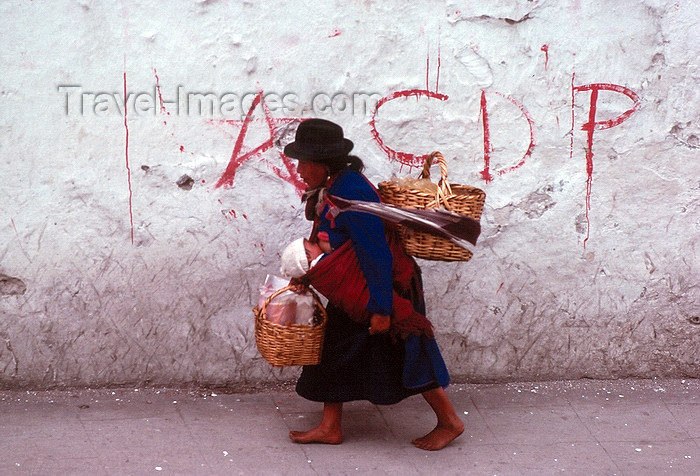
[495,91,536,176]
[123,70,134,244]
[426,54,430,92]
[480,90,494,182]
[207,78,638,250]
[478,90,536,183]
[370,88,534,178]
[436,43,441,93]
[541,44,550,70]
[570,73,576,159]
[572,82,641,246]
[153,68,169,117]
[426,39,442,93]
[212,92,304,192]
[369,89,449,168]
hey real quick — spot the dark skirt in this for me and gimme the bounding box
[295,302,450,405]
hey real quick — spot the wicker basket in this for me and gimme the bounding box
[378,151,486,262]
[254,285,327,367]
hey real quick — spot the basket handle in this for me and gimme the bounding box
[419,151,455,211]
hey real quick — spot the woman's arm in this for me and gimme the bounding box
[339,209,393,316]
[322,170,394,317]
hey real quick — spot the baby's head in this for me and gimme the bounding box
[303,238,323,262]
[280,238,324,278]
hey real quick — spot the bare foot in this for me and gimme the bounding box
[289,426,343,445]
[412,420,464,451]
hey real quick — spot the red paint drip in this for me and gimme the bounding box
[582,86,598,248]
[153,68,169,115]
[479,90,493,183]
[541,44,550,70]
[328,28,342,38]
[123,71,134,244]
[369,89,449,167]
[436,40,441,93]
[179,145,185,152]
[426,49,430,91]
[570,73,576,159]
[497,282,504,293]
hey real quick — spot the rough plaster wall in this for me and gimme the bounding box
[0,0,698,388]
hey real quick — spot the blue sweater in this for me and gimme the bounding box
[318,169,393,316]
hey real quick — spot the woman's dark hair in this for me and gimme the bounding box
[328,155,364,175]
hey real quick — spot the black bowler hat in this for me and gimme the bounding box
[284,118,354,162]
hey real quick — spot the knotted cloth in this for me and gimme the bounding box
[297,229,434,338]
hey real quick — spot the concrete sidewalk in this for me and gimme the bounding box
[1,378,698,475]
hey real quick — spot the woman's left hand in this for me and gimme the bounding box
[369,314,391,335]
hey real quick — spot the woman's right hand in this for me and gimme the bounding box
[288,279,306,294]
[369,314,391,335]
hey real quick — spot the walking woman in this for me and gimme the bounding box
[284,119,463,451]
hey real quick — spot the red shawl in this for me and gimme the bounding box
[297,230,434,338]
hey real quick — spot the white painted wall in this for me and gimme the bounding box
[1,0,698,388]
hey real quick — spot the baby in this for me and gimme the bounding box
[280,237,327,279]
[261,238,326,326]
